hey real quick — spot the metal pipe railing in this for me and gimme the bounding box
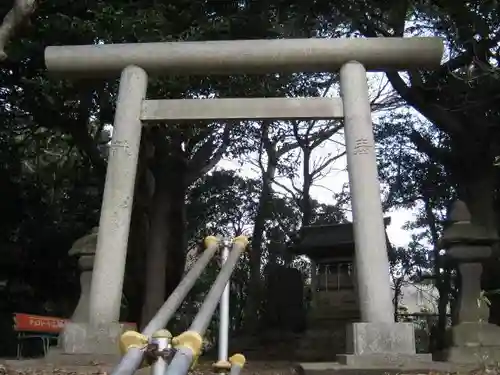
[113,236,220,375]
[213,239,231,373]
[164,236,249,375]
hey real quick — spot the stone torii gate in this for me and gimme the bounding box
[44,37,443,362]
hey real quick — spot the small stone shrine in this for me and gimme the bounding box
[287,219,391,360]
[440,200,500,364]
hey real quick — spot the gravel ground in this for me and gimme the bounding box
[0,359,299,375]
[1,359,499,375]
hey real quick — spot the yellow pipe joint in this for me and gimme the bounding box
[229,353,246,367]
[151,329,172,339]
[172,330,203,357]
[118,330,151,368]
[119,330,148,355]
[204,236,219,248]
[233,235,249,249]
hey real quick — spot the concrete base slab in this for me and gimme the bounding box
[447,346,500,365]
[452,322,500,347]
[346,322,417,355]
[297,361,477,375]
[57,322,131,355]
[336,353,432,367]
[44,350,122,366]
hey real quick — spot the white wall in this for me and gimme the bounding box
[397,282,441,314]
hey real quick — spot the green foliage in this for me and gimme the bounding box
[389,235,431,284]
[187,170,260,238]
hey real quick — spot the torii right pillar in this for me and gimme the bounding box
[336,62,432,366]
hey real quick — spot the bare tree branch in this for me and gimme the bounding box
[311,151,347,180]
[344,3,472,139]
[0,0,36,61]
[186,123,231,184]
[289,174,304,196]
[257,129,267,175]
[272,177,302,206]
[408,129,453,168]
[310,122,343,149]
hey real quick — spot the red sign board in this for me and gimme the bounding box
[13,313,137,334]
[13,313,67,333]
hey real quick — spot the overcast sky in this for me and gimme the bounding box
[217,71,416,248]
[219,146,414,248]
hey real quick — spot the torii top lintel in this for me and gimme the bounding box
[44,37,444,78]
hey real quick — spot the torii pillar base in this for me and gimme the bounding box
[45,322,134,365]
[337,322,432,367]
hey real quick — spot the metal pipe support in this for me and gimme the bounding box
[112,236,220,375]
[166,236,249,375]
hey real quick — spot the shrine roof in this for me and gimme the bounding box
[287,218,392,260]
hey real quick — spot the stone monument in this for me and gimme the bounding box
[262,264,305,334]
[440,200,500,364]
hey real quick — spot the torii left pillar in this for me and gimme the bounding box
[58,66,148,355]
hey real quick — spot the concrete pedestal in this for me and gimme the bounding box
[445,322,500,364]
[45,322,135,365]
[60,322,133,355]
[337,322,431,366]
[447,346,500,365]
[452,321,500,346]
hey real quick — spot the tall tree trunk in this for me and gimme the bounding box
[422,194,449,350]
[124,207,147,324]
[268,246,278,268]
[141,170,188,327]
[393,279,401,322]
[141,172,170,326]
[140,129,188,327]
[164,168,188,299]
[245,160,276,333]
[126,134,154,325]
[301,149,313,227]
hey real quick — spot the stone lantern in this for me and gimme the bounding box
[68,227,99,322]
[441,201,500,363]
[49,227,136,357]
